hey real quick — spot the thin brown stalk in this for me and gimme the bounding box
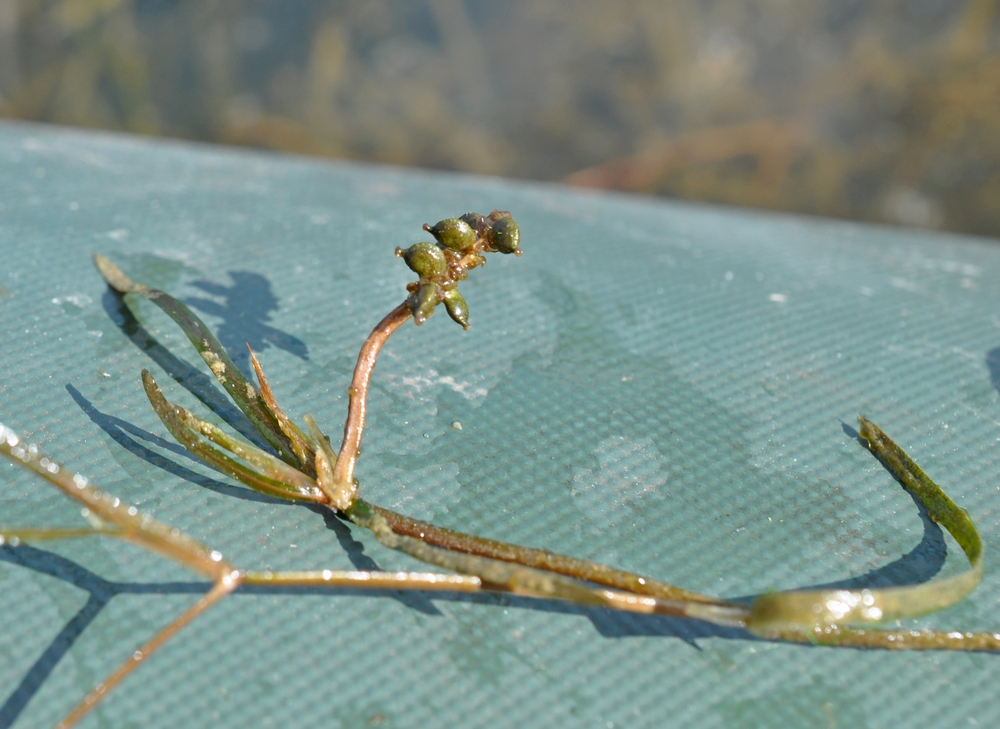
[331,301,412,489]
[56,578,240,729]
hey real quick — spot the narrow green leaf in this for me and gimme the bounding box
[748,417,983,635]
[94,255,297,464]
[142,370,325,504]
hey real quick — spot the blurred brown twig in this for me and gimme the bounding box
[1,0,999,236]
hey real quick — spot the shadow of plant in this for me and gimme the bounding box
[185,271,308,378]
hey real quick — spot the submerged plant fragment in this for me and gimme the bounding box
[3,211,1000,726]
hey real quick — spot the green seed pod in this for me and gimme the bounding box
[488,217,520,254]
[424,218,476,252]
[412,282,440,325]
[443,288,470,329]
[459,211,486,232]
[400,242,447,278]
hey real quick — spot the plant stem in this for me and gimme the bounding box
[56,577,240,729]
[332,301,412,489]
[329,297,731,607]
[364,500,729,605]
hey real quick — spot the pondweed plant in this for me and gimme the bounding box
[2,210,998,728]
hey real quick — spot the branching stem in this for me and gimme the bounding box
[8,213,987,726]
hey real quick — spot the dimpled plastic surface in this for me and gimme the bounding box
[3,121,1000,728]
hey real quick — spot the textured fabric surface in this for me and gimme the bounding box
[2,121,1000,728]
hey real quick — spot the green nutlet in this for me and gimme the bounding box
[398,242,447,278]
[424,218,476,252]
[488,217,520,254]
[443,288,470,329]
[459,211,486,231]
[412,282,440,325]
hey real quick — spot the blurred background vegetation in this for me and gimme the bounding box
[1,0,998,237]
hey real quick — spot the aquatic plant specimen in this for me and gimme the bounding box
[2,211,998,728]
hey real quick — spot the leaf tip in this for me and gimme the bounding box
[93,254,142,294]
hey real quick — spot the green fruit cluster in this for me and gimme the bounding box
[395,210,521,329]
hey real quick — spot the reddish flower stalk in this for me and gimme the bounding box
[331,301,412,489]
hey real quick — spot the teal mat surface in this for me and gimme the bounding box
[2,121,1000,728]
